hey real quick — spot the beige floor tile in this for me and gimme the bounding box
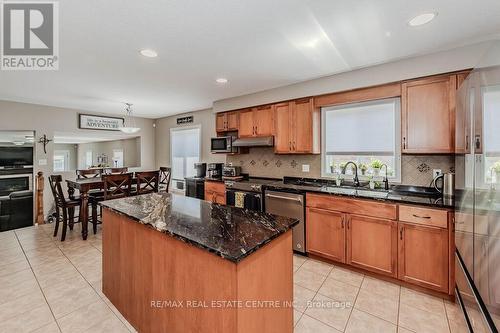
[328,267,364,287]
[34,263,82,289]
[448,320,469,333]
[304,293,353,332]
[399,303,450,333]
[318,277,359,305]
[444,300,466,323]
[82,315,129,333]
[346,309,397,333]
[400,287,445,315]
[0,273,40,303]
[0,303,55,333]
[294,283,316,313]
[0,248,26,265]
[0,230,15,240]
[0,236,20,251]
[32,321,61,333]
[361,276,400,301]
[294,313,342,333]
[102,297,136,332]
[0,288,47,321]
[0,257,30,277]
[294,267,327,292]
[57,300,115,333]
[293,255,307,266]
[300,259,334,276]
[294,309,303,326]
[45,283,101,319]
[354,289,399,324]
[397,327,415,333]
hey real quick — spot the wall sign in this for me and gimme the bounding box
[177,116,193,125]
[79,114,124,131]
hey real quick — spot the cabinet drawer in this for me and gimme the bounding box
[306,193,397,220]
[205,181,225,195]
[399,205,448,228]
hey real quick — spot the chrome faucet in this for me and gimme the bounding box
[342,161,360,187]
[381,164,389,190]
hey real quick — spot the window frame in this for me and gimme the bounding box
[320,97,402,182]
[53,150,70,172]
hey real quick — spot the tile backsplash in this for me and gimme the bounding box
[226,148,454,187]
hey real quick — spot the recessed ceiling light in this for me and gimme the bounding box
[216,78,228,84]
[140,49,158,58]
[408,12,437,27]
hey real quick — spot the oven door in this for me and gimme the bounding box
[226,189,262,211]
[0,174,32,196]
[211,137,230,153]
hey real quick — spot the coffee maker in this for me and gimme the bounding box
[193,163,206,178]
[206,163,224,179]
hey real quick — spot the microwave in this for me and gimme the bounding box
[211,136,237,153]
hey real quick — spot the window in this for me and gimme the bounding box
[85,151,93,168]
[113,149,124,168]
[170,126,201,190]
[321,98,401,181]
[53,150,70,172]
[481,85,500,185]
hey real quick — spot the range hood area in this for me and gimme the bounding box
[232,136,274,147]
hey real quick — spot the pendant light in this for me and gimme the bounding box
[119,103,141,134]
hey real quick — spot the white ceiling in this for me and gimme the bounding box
[0,0,499,118]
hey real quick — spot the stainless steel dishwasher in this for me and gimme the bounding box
[265,190,305,253]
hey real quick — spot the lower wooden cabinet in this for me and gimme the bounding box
[347,215,398,277]
[204,181,226,204]
[306,207,346,263]
[398,223,449,292]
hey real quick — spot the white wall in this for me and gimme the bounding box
[155,108,225,168]
[53,143,78,171]
[213,41,493,112]
[0,100,155,218]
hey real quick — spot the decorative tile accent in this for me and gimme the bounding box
[262,160,269,167]
[275,160,282,168]
[417,163,430,173]
[250,160,256,166]
[291,160,298,168]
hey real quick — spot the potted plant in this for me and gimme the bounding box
[339,162,347,174]
[368,175,376,189]
[492,161,500,183]
[370,159,383,176]
[329,161,337,175]
[359,163,368,176]
[334,174,343,187]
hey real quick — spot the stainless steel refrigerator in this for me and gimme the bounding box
[455,41,500,333]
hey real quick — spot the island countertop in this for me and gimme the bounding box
[99,192,299,263]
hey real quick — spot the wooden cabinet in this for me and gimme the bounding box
[398,222,449,292]
[238,106,273,138]
[347,215,398,277]
[402,74,456,153]
[204,181,226,204]
[216,111,239,132]
[274,98,319,154]
[306,207,346,263]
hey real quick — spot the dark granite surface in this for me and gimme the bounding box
[100,192,299,263]
[265,181,454,209]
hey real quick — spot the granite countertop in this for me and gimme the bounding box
[99,192,299,263]
[265,181,454,209]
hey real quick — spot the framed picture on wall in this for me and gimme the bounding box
[79,114,124,131]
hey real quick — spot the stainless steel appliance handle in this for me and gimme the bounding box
[265,193,302,202]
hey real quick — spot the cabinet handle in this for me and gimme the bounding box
[475,135,481,150]
[400,227,403,240]
[289,141,292,151]
[403,137,406,150]
[465,135,469,151]
[347,217,350,229]
[412,214,431,219]
[341,216,344,228]
[293,141,296,150]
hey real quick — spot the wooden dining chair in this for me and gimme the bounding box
[159,167,171,192]
[76,169,103,179]
[136,171,160,195]
[103,167,128,175]
[49,175,86,241]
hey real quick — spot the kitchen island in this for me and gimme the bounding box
[100,192,298,333]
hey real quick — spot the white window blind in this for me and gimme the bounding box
[170,127,201,182]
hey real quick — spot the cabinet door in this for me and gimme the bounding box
[274,102,292,153]
[214,192,226,205]
[398,223,449,292]
[254,105,274,137]
[238,109,254,137]
[204,190,214,202]
[292,98,313,153]
[226,112,239,131]
[216,113,227,132]
[306,208,346,263]
[347,215,398,277]
[402,75,456,153]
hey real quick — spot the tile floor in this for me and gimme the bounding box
[0,224,469,333]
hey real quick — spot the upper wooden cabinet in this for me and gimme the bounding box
[238,106,274,138]
[216,111,239,132]
[402,74,457,153]
[274,98,320,154]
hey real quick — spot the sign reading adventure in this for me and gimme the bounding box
[79,114,124,131]
[177,116,193,125]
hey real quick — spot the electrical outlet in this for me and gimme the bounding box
[38,159,47,166]
[302,164,310,172]
[433,169,442,178]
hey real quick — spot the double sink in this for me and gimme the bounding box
[321,184,441,200]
